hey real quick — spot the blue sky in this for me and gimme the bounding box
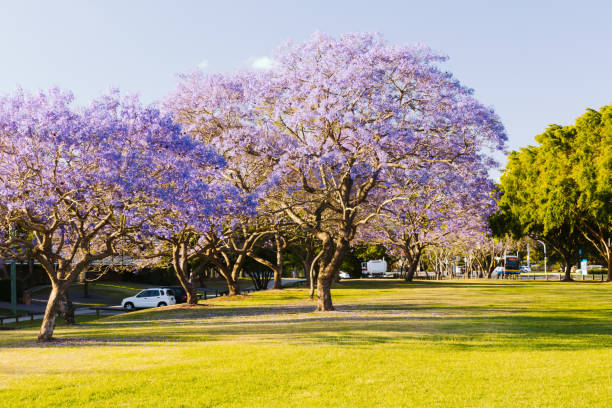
[1,0,610,168]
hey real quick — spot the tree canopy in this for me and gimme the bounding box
[496,104,611,280]
[0,88,229,340]
[167,32,506,310]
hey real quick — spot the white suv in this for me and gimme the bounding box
[121,288,176,309]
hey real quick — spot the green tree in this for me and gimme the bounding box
[570,107,612,280]
[496,105,611,280]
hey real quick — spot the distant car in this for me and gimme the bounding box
[493,266,505,277]
[164,286,188,303]
[121,288,176,309]
[520,265,532,273]
[339,271,351,279]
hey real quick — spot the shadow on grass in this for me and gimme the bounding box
[336,279,609,290]
[6,300,611,351]
[5,280,610,349]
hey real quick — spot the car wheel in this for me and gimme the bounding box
[124,302,134,310]
[157,302,167,307]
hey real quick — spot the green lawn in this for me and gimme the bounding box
[1,280,610,407]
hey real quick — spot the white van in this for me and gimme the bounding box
[121,288,176,309]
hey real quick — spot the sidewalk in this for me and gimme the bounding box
[239,277,306,291]
[265,278,306,289]
[0,306,123,325]
[0,301,46,313]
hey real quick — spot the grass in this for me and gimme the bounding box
[1,279,610,407]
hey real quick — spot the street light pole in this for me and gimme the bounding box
[527,243,530,269]
[537,240,547,279]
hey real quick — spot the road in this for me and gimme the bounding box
[1,278,307,325]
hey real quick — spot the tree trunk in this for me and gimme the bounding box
[214,262,241,296]
[226,276,240,296]
[316,271,334,311]
[308,261,317,299]
[36,258,92,341]
[248,255,282,290]
[404,257,420,282]
[309,275,316,299]
[229,254,245,295]
[248,234,286,290]
[308,253,323,300]
[486,254,495,279]
[183,285,196,304]
[59,292,75,325]
[273,269,282,289]
[173,274,197,304]
[562,263,573,281]
[552,246,574,281]
[403,246,422,282]
[315,239,348,311]
[38,283,63,342]
[273,233,284,289]
[299,257,313,298]
[175,273,197,304]
[172,242,198,305]
[300,245,323,299]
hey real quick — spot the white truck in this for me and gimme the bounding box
[361,259,388,278]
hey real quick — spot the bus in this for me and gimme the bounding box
[503,255,521,276]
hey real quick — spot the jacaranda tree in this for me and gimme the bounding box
[0,88,225,340]
[166,68,282,295]
[137,154,258,303]
[141,180,256,303]
[168,32,507,310]
[369,165,497,281]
